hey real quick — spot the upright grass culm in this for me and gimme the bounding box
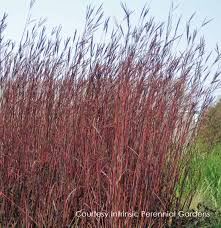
[0,3,220,227]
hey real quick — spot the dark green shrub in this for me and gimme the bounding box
[199,99,221,147]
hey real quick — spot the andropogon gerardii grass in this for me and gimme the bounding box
[0,3,220,227]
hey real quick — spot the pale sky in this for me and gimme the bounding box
[0,0,221,98]
[1,0,220,46]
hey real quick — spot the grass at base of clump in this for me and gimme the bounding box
[180,143,221,227]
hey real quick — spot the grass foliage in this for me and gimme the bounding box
[0,3,220,227]
[183,143,221,227]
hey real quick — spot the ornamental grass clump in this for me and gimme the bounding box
[0,4,220,227]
